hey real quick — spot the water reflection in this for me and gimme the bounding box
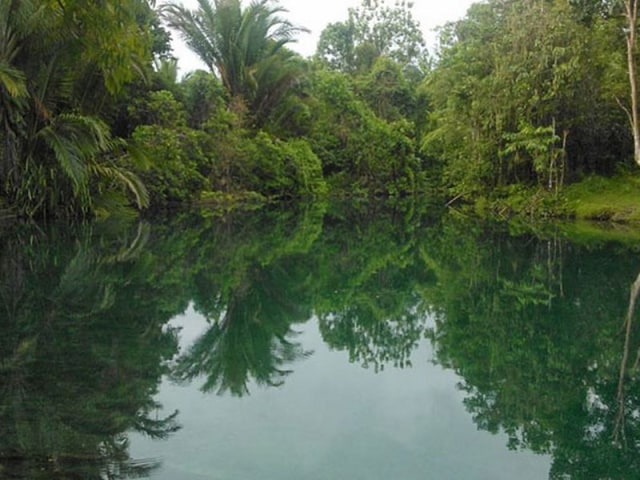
[171,266,312,396]
[423,219,640,479]
[0,222,180,478]
[0,204,639,478]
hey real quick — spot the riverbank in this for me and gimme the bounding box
[563,174,640,223]
[470,173,640,225]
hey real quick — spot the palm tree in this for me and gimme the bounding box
[0,0,39,188]
[163,0,308,127]
[0,0,151,218]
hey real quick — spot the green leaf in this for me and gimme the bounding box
[0,61,27,98]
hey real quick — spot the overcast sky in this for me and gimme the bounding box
[170,0,477,74]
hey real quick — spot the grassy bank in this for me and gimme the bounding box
[470,173,640,225]
[563,174,640,223]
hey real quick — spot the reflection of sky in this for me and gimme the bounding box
[131,307,551,480]
[168,303,211,352]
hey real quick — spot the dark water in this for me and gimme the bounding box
[1,202,639,479]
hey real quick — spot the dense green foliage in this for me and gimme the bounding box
[0,0,638,218]
[423,0,630,200]
[0,0,158,218]
[306,68,422,195]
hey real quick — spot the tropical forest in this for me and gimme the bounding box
[2,0,640,219]
[2,0,640,479]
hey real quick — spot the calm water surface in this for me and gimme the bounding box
[1,202,639,479]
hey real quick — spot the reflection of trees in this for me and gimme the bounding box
[171,200,436,392]
[0,222,182,479]
[14,201,640,478]
[312,203,434,371]
[0,200,440,475]
[173,267,311,396]
[170,205,324,396]
[422,216,640,479]
[613,270,640,446]
[9,201,640,478]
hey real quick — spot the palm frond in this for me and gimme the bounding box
[90,163,150,210]
[162,3,218,71]
[36,114,110,194]
[0,61,27,97]
[153,57,179,85]
[162,0,308,127]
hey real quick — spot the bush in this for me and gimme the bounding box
[131,125,210,206]
[238,132,327,198]
[307,70,422,196]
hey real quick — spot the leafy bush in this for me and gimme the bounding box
[128,90,187,129]
[131,125,210,206]
[237,132,327,198]
[308,69,422,195]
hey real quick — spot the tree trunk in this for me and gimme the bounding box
[624,0,640,167]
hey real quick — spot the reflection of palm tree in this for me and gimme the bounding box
[0,222,181,479]
[173,268,310,396]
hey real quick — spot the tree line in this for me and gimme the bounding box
[0,0,636,218]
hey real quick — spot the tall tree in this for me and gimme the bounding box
[316,0,427,73]
[424,0,624,198]
[622,0,640,166]
[163,0,308,127]
[571,0,640,167]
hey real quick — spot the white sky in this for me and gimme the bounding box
[170,0,477,74]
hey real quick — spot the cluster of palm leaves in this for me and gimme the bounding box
[0,0,312,217]
[0,0,150,218]
[163,0,309,128]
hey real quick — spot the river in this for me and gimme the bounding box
[0,201,638,479]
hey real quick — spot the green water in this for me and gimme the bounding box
[1,202,639,479]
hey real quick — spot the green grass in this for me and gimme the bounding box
[468,174,640,245]
[564,174,640,223]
